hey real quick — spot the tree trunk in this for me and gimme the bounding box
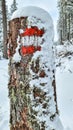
[8,7,61,130]
[2,0,7,58]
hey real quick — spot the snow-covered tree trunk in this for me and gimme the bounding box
[8,6,63,130]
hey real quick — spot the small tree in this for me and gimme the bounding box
[10,0,17,15]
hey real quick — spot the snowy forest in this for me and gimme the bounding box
[0,0,73,130]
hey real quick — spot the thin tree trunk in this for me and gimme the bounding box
[2,0,7,58]
[69,13,70,40]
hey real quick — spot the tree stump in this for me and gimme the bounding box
[8,6,61,130]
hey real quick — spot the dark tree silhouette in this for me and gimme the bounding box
[2,0,7,58]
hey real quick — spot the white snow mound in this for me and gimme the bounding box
[11,6,53,25]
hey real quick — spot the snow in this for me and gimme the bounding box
[13,43,21,62]
[11,6,53,26]
[55,41,73,130]
[56,42,73,72]
[56,69,73,130]
[0,59,10,130]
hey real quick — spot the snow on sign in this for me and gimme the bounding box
[8,6,63,130]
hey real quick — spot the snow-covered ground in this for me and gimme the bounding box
[55,43,73,130]
[0,59,10,130]
[56,69,73,130]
